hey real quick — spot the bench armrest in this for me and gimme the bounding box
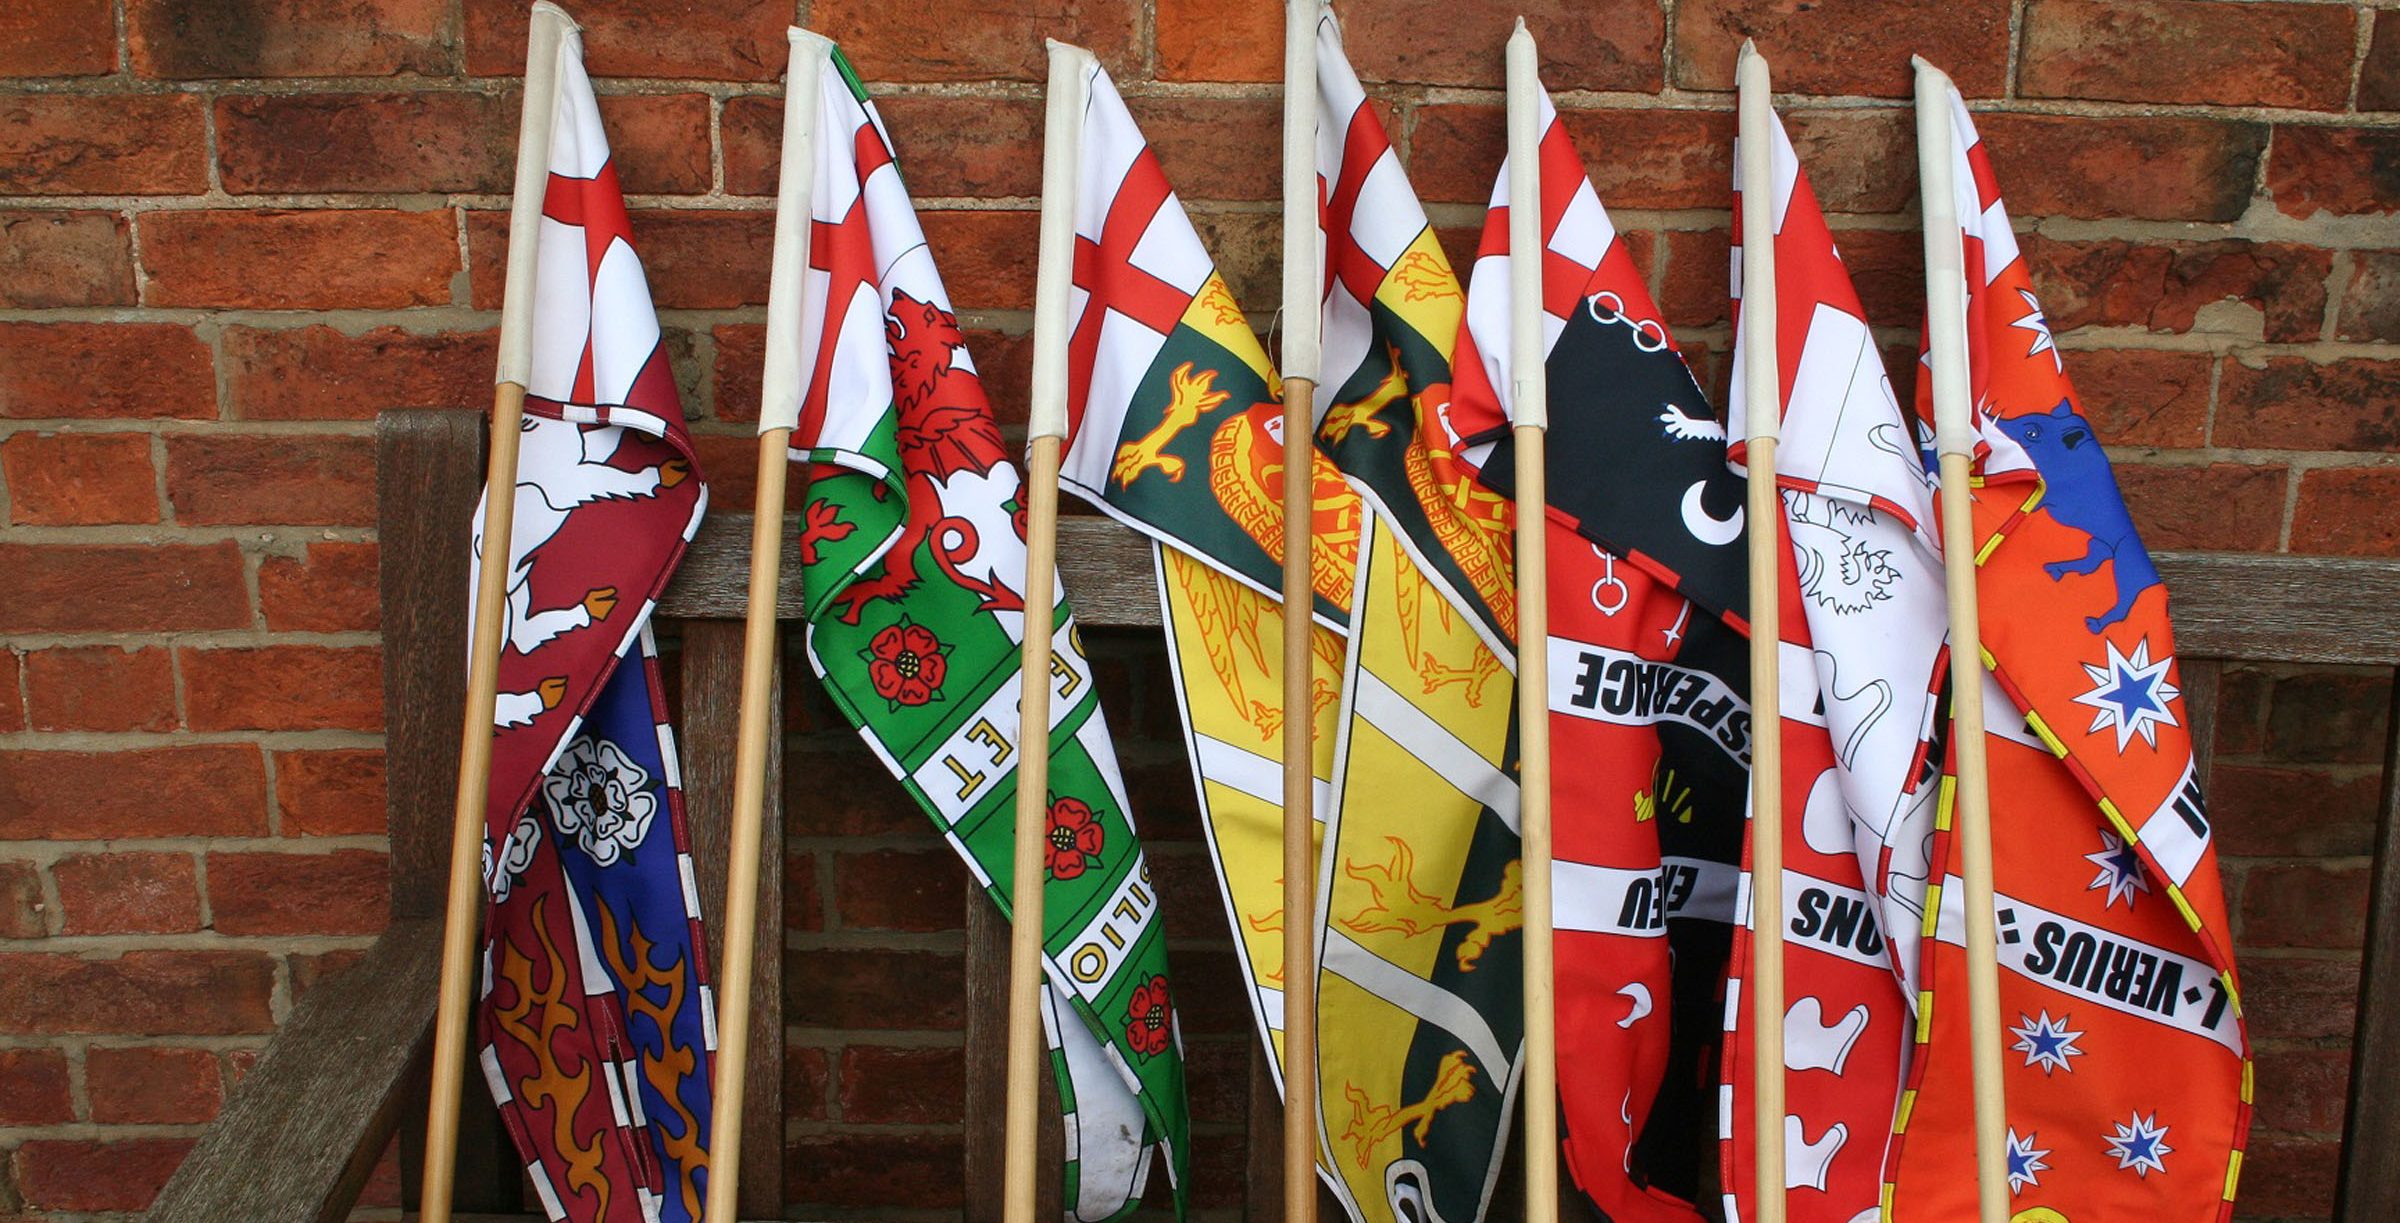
[148,920,442,1223]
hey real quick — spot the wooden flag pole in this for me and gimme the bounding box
[419,6,575,1219]
[1279,3,1324,1220]
[706,29,827,1223]
[1004,39,1094,1223]
[1735,41,1790,1223]
[1913,55,2011,1223]
[1504,23,1559,1223]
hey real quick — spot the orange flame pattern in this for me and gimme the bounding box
[492,895,609,1215]
[597,905,710,1220]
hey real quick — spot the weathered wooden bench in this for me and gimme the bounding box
[147,408,2400,1220]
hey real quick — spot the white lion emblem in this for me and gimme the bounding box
[1786,492,1901,616]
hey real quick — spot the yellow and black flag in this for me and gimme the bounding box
[1306,13,1525,1223]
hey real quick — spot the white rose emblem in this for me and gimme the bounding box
[540,738,658,867]
[484,813,542,902]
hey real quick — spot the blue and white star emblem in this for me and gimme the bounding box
[2007,1128,2051,1194]
[2084,830,2152,910]
[2010,1010,2086,1074]
[2010,288,2061,372]
[2105,1111,2172,1178]
[2073,637,2181,752]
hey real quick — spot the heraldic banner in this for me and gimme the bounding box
[764,34,1190,1220]
[1449,82,1749,1222]
[1886,70,2250,1222]
[1716,99,1947,1223]
[1307,11,1527,1223]
[469,21,716,1223]
[1048,52,1354,1177]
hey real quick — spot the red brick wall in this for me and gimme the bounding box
[0,0,2394,1219]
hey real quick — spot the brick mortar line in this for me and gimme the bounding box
[0,1034,269,1053]
[1684,318,2399,365]
[0,529,376,554]
[0,625,378,647]
[0,727,383,748]
[2352,0,2379,114]
[0,1122,212,1141]
[707,91,727,197]
[0,837,388,861]
[8,194,2391,252]
[2326,247,2361,342]
[32,832,65,939]
[0,419,467,463]
[2005,0,2027,101]
[0,304,508,328]
[0,932,380,953]
[36,72,2397,130]
[2069,332,2400,359]
[144,432,174,553]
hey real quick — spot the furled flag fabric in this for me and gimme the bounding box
[469,25,715,1223]
[765,35,1188,1219]
[1715,101,1947,1223]
[1050,53,1357,1164]
[1444,83,1748,1222]
[1307,12,1525,1223]
[1885,70,2249,1221]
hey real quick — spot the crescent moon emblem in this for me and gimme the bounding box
[1615,982,1653,1028]
[1681,481,1744,547]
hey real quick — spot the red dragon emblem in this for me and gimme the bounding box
[827,291,1030,625]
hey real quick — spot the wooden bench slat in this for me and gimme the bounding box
[679,619,787,1217]
[148,921,443,1223]
[2155,552,2400,667]
[2337,672,2400,1221]
[663,515,2400,666]
[962,895,1064,1222]
[659,515,1159,629]
[378,409,526,1212]
[379,408,483,919]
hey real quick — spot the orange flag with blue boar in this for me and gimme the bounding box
[1885,65,2249,1222]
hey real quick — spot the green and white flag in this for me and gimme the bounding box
[759,32,1190,1218]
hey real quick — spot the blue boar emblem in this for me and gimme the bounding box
[1993,401,2160,633]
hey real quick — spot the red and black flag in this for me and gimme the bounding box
[1446,83,1745,1222]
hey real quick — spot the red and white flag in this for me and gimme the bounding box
[1716,99,1946,1223]
[1885,66,2249,1221]
[468,10,715,1220]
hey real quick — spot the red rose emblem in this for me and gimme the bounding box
[1045,796,1106,880]
[1124,974,1173,1057]
[865,621,949,708]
